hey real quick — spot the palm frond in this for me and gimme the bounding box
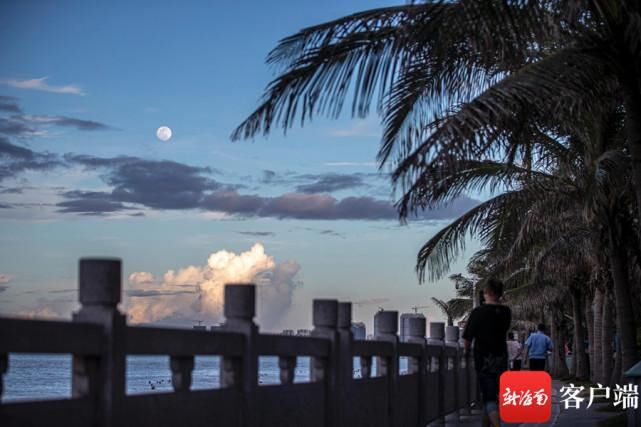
[390,48,616,176]
[416,189,532,282]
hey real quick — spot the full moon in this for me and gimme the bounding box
[156,126,172,142]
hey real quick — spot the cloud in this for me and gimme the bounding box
[319,229,344,238]
[126,289,197,297]
[261,170,277,183]
[328,121,380,138]
[14,295,75,320]
[124,243,300,331]
[199,191,397,220]
[199,191,264,214]
[63,155,223,211]
[0,186,25,194]
[0,114,112,138]
[0,95,21,113]
[16,115,112,131]
[237,231,276,237]
[2,77,85,96]
[0,136,62,181]
[0,117,40,136]
[0,274,11,293]
[258,170,378,193]
[54,154,479,221]
[295,173,366,193]
[323,162,377,167]
[129,272,156,285]
[260,193,396,220]
[57,191,131,215]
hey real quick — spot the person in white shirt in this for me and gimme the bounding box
[507,332,522,370]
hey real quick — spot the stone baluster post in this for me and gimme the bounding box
[337,302,353,427]
[405,316,427,427]
[428,322,445,422]
[0,353,7,404]
[459,334,473,414]
[170,356,195,392]
[278,356,296,385]
[312,299,339,427]
[445,325,461,421]
[374,310,399,427]
[222,284,258,427]
[72,258,126,427]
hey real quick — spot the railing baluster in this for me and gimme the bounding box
[73,258,126,427]
[72,354,100,398]
[360,356,372,379]
[429,322,446,422]
[311,299,338,427]
[0,352,7,403]
[278,356,296,385]
[374,310,399,426]
[405,316,427,426]
[170,355,195,392]
[222,284,258,427]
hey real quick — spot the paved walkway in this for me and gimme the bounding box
[429,380,624,427]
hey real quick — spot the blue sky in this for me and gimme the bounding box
[0,0,481,332]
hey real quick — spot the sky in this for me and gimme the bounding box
[0,0,482,333]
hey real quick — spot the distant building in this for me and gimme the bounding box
[296,329,311,336]
[400,313,426,342]
[282,329,294,336]
[193,325,207,331]
[209,323,224,331]
[351,322,366,340]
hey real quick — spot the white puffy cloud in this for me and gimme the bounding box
[125,243,301,331]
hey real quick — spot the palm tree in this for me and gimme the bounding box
[430,272,477,326]
[234,1,641,372]
[233,2,641,224]
[431,297,456,326]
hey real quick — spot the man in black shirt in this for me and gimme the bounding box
[463,279,511,427]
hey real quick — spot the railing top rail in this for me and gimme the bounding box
[0,317,104,355]
[256,334,329,357]
[397,342,423,357]
[352,339,394,357]
[126,326,245,356]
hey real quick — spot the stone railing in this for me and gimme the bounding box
[0,258,476,427]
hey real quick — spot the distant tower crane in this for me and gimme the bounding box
[411,305,429,314]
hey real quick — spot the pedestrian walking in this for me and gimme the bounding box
[524,323,553,371]
[463,278,511,427]
[507,332,522,370]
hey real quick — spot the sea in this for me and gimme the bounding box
[4,354,407,402]
[3,354,308,402]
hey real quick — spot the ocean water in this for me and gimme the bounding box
[4,354,407,402]
[3,354,312,402]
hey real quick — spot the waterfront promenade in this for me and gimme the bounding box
[0,258,476,427]
[1,258,637,427]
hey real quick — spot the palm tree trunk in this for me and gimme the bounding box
[608,236,638,376]
[585,293,594,380]
[610,333,622,388]
[571,289,589,380]
[592,288,604,383]
[623,82,641,230]
[602,289,615,385]
[550,309,569,378]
